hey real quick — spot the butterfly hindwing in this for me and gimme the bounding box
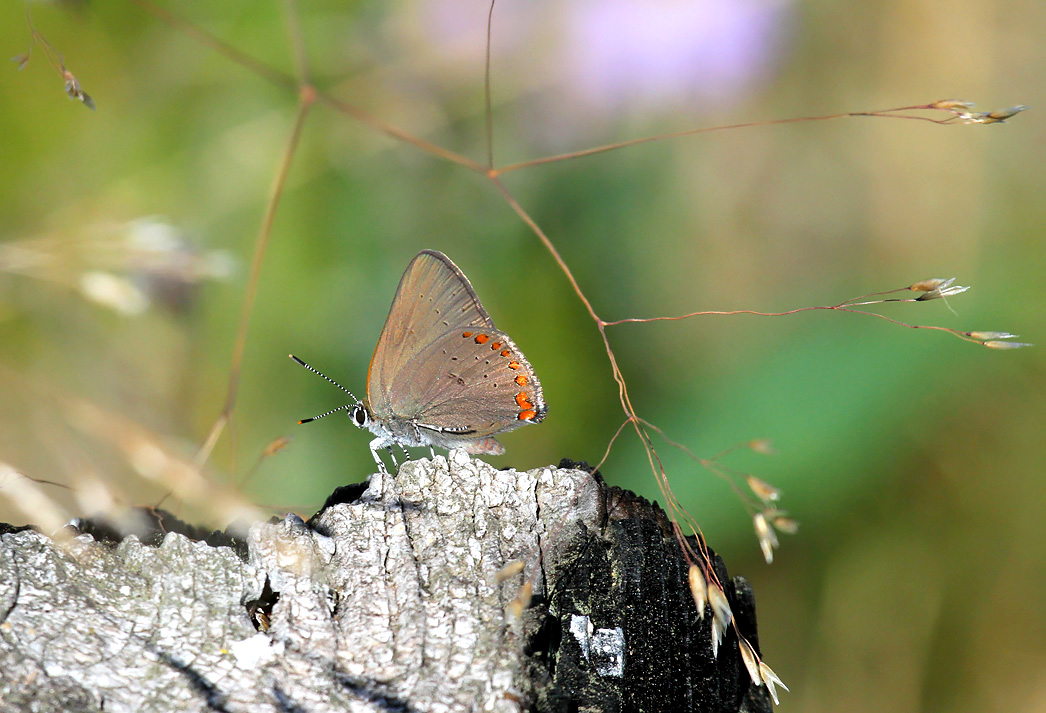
[384,325,546,441]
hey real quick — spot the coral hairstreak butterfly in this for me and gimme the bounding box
[292,250,546,471]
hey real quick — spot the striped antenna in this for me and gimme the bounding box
[289,354,360,423]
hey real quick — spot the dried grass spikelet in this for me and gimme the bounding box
[909,277,954,293]
[710,616,725,659]
[928,99,1029,124]
[737,636,762,686]
[771,514,799,535]
[62,69,95,110]
[972,105,1029,124]
[707,584,733,658]
[505,581,533,621]
[747,438,775,455]
[708,584,733,629]
[753,512,779,564]
[968,331,1019,341]
[262,437,292,458]
[909,277,970,301]
[738,634,790,705]
[496,559,525,583]
[688,563,707,620]
[746,474,780,503]
[930,99,976,111]
[759,661,789,705]
[983,339,1033,350]
[964,331,1033,349]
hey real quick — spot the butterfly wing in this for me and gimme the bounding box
[390,325,546,444]
[367,250,496,419]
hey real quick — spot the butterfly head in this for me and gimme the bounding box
[350,403,370,430]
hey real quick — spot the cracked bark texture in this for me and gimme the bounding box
[0,450,768,713]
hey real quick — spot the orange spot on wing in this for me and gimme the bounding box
[518,409,537,421]
[515,392,534,410]
[501,350,511,357]
[508,361,521,370]
[514,375,527,386]
[474,334,490,344]
[490,341,502,350]
[462,331,473,338]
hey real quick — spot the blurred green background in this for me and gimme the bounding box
[1,1,1044,711]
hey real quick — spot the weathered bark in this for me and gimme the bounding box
[0,451,769,713]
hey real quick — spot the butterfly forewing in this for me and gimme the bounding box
[367,250,496,419]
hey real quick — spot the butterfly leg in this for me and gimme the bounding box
[369,448,388,474]
[368,437,391,474]
[397,444,412,464]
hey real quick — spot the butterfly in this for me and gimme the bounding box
[293,250,546,471]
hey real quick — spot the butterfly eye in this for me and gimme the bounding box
[351,405,369,428]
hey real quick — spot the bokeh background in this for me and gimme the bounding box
[1,1,1044,711]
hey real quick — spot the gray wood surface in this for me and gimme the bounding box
[0,451,763,713]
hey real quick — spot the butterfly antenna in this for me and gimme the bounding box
[289,354,360,423]
[297,404,351,424]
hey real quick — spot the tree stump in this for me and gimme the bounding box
[0,450,770,712]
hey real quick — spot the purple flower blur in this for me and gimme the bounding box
[565,0,793,110]
[414,0,794,114]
